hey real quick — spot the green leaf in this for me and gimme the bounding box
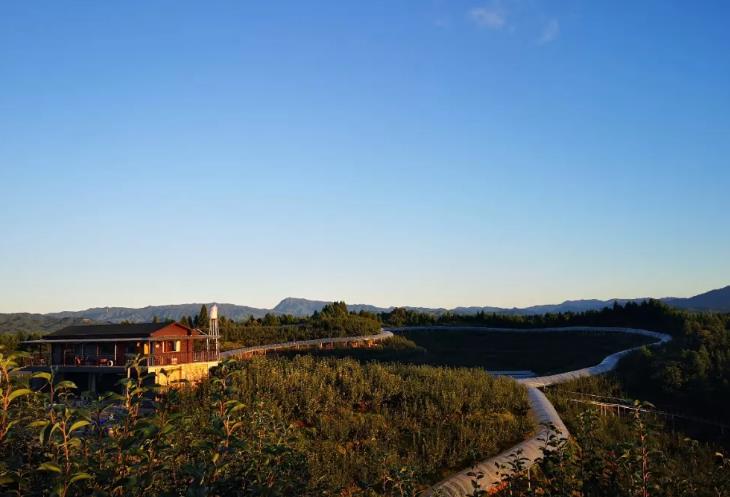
[28,420,50,429]
[69,472,92,484]
[0,475,16,485]
[69,420,90,433]
[38,462,62,474]
[50,422,62,438]
[54,380,77,391]
[31,371,52,382]
[8,388,32,404]
[39,424,52,445]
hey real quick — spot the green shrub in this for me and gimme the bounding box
[0,352,531,496]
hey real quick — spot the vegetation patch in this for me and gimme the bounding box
[214,355,532,490]
[0,351,531,496]
[219,302,381,350]
[485,375,729,497]
[284,329,655,375]
[398,329,656,374]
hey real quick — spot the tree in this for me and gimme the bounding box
[197,304,209,331]
[262,313,280,326]
[388,307,408,327]
[319,302,349,319]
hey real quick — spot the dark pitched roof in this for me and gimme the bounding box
[46,322,178,340]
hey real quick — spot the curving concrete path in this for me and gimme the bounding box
[417,326,672,497]
[218,325,671,496]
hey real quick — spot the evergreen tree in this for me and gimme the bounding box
[320,301,349,319]
[262,313,280,326]
[198,304,209,330]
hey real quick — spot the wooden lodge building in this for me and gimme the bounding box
[23,321,220,391]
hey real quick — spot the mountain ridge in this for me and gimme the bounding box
[1,285,728,333]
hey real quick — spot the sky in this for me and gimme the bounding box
[1,1,729,313]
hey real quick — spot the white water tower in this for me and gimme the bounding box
[209,304,220,357]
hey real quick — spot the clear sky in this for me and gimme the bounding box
[1,1,729,313]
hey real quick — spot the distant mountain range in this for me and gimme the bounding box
[0,314,96,335]
[47,303,268,323]
[1,285,728,334]
[276,286,730,316]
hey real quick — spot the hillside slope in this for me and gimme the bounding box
[665,285,730,312]
[47,303,270,322]
[3,285,727,330]
[0,313,94,334]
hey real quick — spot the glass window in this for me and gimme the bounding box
[99,343,114,356]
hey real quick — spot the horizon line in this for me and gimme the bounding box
[6,286,726,315]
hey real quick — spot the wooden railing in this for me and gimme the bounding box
[23,351,219,368]
[24,354,119,367]
[149,351,219,366]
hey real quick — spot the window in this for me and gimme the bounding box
[99,343,114,356]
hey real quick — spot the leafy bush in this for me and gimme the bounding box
[0,350,531,496]
[274,335,429,363]
[215,355,532,492]
[485,376,730,497]
[616,313,730,422]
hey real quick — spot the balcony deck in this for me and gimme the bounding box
[23,364,128,374]
[22,350,219,372]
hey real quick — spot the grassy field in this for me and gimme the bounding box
[277,329,656,375]
[219,356,532,491]
[0,350,532,496]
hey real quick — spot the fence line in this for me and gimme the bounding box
[563,397,729,433]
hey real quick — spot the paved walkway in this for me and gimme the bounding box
[424,326,672,497]
[218,325,672,496]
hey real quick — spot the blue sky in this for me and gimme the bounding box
[1,1,729,313]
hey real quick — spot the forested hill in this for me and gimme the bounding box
[276,287,730,315]
[663,284,730,312]
[1,285,728,333]
[0,313,94,335]
[47,303,270,323]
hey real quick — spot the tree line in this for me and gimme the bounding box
[379,299,687,334]
[198,302,382,350]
